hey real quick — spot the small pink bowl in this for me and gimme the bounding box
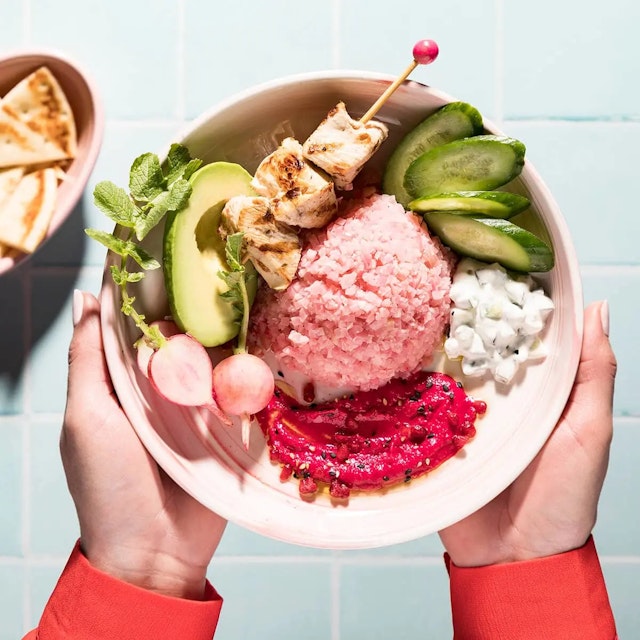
[0,48,104,275]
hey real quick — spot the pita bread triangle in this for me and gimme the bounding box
[0,167,26,257]
[0,166,58,253]
[0,66,77,169]
[0,166,25,208]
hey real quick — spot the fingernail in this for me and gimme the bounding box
[600,300,610,337]
[72,289,84,327]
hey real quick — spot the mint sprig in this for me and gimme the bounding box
[218,232,254,354]
[86,143,201,347]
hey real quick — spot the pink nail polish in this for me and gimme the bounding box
[72,289,84,327]
[600,300,610,337]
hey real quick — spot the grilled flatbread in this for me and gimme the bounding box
[0,167,26,256]
[0,167,58,253]
[0,167,25,207]
[0,66,77,169]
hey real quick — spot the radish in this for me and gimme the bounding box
[148,333,228,423]
[212,352,275,449]
[135,320,181,376]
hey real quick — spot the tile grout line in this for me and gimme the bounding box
[6,552,640,566]
[580,264,640,276]
[101,117,640,127]
[493,0,504,124]
[176,0,186,121]
[22,0,31,44]
[21,263,33,631]
[330,559,341,640]
[331,0,341,69]
[11,554,449,566]
[601,556,640,564]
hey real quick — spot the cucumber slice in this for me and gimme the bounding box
[404,135,526,199]
[408,190,530,218]
[383,102,483,207]
[423,212,554,272]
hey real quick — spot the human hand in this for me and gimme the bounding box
[439,300,616,567]
[60,290,226,599]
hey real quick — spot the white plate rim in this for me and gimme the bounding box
[100,71,584,549]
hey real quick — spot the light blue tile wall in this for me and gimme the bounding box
[29,419,79,555]
[30,0,181,119]
[0,419,22,556]
[339,562,452,638]
[1,0,639,637]
[340,0,497,119]
[184,0,334,119]
[207,561,332,640]
[0,564,24,640]
[504,0,640,119]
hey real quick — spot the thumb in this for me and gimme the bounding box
[66,290,116,411]
[562,300,617,445]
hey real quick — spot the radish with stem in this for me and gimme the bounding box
[213,232,275,449]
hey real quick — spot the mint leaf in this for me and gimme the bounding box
[86,228,132,257]
[94,182,137,227]
[218,272,243,324]
[165,144,202,186]
[86,228,159,270]
[129,153,165,202]
[224,232,245,272]
[165,178,192,210]
[133,178,192,240]
[218,232,250,337]
[125,271,145,283]
[109,264,127,286]
[87,143,201,347]
[134,198,169,241]
[128,244,161,270]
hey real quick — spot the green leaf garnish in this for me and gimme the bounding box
[129,153,165,202]
[93,181,137,227]
[224,232,244,271]
[218,232,250,354]
[86,143,200,348]
[165,143,203,186]
[86,228,160,270]
[133,178,193,241]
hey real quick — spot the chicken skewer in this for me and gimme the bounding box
[303,40,439,190]
[220,39,440,290]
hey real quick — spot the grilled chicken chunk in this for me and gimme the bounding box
[220,195,302,291]
[302,102,389,191]
[251,137,337,229]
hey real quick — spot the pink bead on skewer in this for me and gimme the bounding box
[412,39,439,65]
[360,39,439,124]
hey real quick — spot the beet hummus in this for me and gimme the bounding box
[255,370,486,499]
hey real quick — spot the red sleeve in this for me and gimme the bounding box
[24,541,222,640]
[446,536,617,639]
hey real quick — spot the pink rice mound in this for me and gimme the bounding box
[249,193,454,391]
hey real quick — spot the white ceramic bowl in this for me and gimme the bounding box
[0,49,104,275]
[100,71,583,549]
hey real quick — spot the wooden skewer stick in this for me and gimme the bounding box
[360,39,439,124]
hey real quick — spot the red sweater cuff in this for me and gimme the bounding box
[446,536,617,640]
[35,541,222,640]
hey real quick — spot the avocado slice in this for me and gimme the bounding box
[163,162,257,347]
